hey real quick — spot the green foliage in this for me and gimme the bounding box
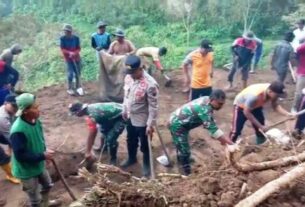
[0,0,302,91]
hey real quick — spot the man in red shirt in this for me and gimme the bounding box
[292,37,305,112]
[60,24,82,96]
[227,31,257,90]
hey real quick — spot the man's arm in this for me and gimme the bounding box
[108,42,115,54]
[128,40,136,55]
[60,37,71,55]
[10,132,45,163]
[182,54,193,86]
[85,117,98,158]
[91,36,97,50]
[199,110,233,145]
[146,85,159,135]
[243,96,265,130]
[271,100,293,117]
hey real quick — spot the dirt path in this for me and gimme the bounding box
[0,68,298,206]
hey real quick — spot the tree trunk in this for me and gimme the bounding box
[235,162,305,207]
[229,150,305,172]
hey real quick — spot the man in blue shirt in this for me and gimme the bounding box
[91,21,111,52]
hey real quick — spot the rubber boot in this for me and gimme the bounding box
[109,145,118,166]
[41,192,62,207]
[120,147,137,168]
[142,152,151,177]
[1,163,20,184]
[177,155,191,176]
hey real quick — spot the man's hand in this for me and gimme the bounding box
[260,125,269,133]
[44,149,55,160]
[210,71,214,78]
[287,112,297,120]
[226,144,240,153]
[146,126,154,137]
[218,136,233,145]
[4,84,12,90]
[85,152,95,160]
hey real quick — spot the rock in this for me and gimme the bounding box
[218,191,235,207]
[210,200,218,207]
[198,177,220,194]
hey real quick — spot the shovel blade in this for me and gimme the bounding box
[157,155,171,167]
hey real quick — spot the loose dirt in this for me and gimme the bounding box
[0,68,303,207]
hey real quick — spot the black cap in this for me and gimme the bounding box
[97,21,107,28]
[269,81,286,96]
[200,39,213,50]
[125,55,141,74]
[4,94,17,105]
[297,19,305,25]
[68,102,87,115]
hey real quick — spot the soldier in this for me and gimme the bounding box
[169,89,234,175]
[121,55,158,177]
[69,102,125,165]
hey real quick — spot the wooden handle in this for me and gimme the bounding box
[51,159,77,201]
[147,134,156,179]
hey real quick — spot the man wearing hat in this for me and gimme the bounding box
[91,21,111,52]
[108,28,136,55]
[69,102,125,165]
[271,31,295,83]
[0,43,23,66]
[60,24,83,96]
[10,93,58,207]
[230,81,294,144]
[227,31,257,90]
[0,94,20,184]
[292,19,305,52]
[121,55,158,177]
[0,60,19,105]
[136,46,167,72]
[182,39,214,100]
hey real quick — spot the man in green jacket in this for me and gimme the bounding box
[10,93,58,207]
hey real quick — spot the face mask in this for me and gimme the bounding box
[23,104,40,122]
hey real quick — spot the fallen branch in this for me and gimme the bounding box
[229,150,305,172]
[235,162,305,207]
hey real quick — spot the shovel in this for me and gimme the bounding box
[155,126,172,167]
[72,60,84,96]
[161,71,172,87]
[147,133,156,179]
[51,159,77,201]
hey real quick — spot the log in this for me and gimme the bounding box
[235,162,305,207]
[229,150,305,172]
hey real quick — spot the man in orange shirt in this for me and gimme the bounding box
[182,40,214,100]
[230,81,294,144]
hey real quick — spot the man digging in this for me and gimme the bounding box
[230,81,295,144]
[169,89,235,175]
[69,102,126,165]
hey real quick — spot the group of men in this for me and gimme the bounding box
[60,21,167,96]
[2,19,305,207]
[0,44,60,206]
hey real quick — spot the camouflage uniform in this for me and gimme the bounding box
[169,96,224,173]
[86,103,125,154]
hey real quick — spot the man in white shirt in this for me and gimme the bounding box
[292,19,305,52]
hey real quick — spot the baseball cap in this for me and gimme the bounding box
[69,102,88,115]
[269,81,286,97]
[200,39,213,50]
[16,93,35,116]
[4,94,17,106]
[125,55,141,74]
